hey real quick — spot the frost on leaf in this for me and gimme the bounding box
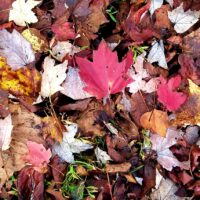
[0,115,13,151]
[147,40,168,69]
[0,29,35,70]
[150,128,189,171]
[53,124,93,163]
[168,3,200,34]
[41,57,68,97]
[24,141,52,172]
[62,67,92,100]
[157,75,187,111]
[76,40,133,99]
[9,0,41,26]
[127,52,159,94]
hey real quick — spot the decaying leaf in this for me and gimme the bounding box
[0,29,35,70]
[140,109,169,137]
[168,3,200,34]
[22,28,48,53]
[150,128,189,171]
[24,141,51,173]
[53,124,93,163]
[9,0,41,26]
[0,104,43,186]
[62,67,92,100]
[0,89,10,118]
[0,57,41,100]
[0,115,13,151]
[172,80,200,126]
[147,40,167,69]
[106,162,131,173]
[76,40,133,99]
[40,57,67,97]
[157,75,187,111]
[95,147,112,164]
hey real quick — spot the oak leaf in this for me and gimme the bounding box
[0,29,35,70]
[9,0,41,26]
[76,40,133,99]
[157,75,187,111]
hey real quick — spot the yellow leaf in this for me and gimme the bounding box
[172,80,200,126]
[140,109,169,137]
[0,57,41,99]
[22,28,48,53]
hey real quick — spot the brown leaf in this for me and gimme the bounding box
[0,0,14,24]
[0,104,43,186]
[47,188,66,200]
[17,166,44,200]
[106,162,131,173]
[140,109,169,137]
[0,89,9,118]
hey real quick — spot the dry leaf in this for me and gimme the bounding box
[0,29,35,70]
[95,147,112,164]
[140,109,169,137]
[172,80,200,126]
[106,162,131,173]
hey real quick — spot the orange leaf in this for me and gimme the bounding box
[140,109,169,137]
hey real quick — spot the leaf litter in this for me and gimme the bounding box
[0,0,200,199]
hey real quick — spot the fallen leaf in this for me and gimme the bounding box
[52,20,76,41]
[0,115,13,151]
[52,41,80,62]
[128,52,159,94]
[23,141,52,173]
[151,177,190,200]
[17,167,44,200]
[140,109,169,137]
[106,162,131,173]
[168,3,200,34]
[76,40,133,99]
[0,29,35,70]
[172,80,200,126]
[53,124,93,163]
[40,57,67,97]
[0,103,43,186]
[157,75,187,111]
[61,67,92,100]
[9,0,41,26]
[149,0,164,16]
[22,28,48,53]
[150,128,189,171]
[0,0,14,24]
[191,145,200,171]
[147,40,168,69]
[95,147,112,164]
[0,57,41,100]
[0,89,10,118]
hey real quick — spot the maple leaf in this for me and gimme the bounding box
[0,29,35,70]
[157,75,187,111]
[172,80,200,126]
[9,0,41,26]
[53,124,93,163]
[168,3,200,34]
[150,128,189,171]
[127,52,159,94]
[0,115,13,151]
[76,40,133,99]
[52,21,76,41]
[0,57,41,100]
[24,141,52,172]
[40,57,68,98]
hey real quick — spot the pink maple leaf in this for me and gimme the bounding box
[76,40,133,99]
[52,21,75,41]
[24,141,52,172]
[157,75,187,111]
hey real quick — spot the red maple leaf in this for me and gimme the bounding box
[157,75,187,111]
[76,40,133,99]
[52,21,75,41]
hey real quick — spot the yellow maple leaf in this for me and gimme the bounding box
[171,80,200,126]
[0,57,41,99]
